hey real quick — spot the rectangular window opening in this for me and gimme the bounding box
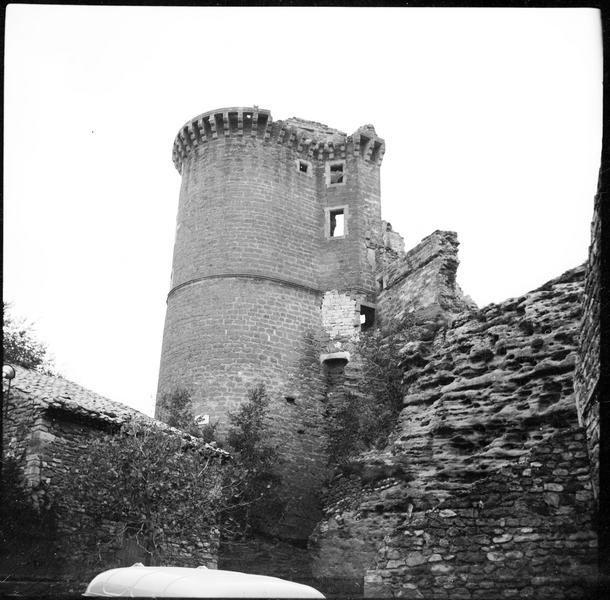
[376,275,384,291]
[329,209,345,237]
[360,305,375,330]
[299,160,309,174]
[330,163,344,184]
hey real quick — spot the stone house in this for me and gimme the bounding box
[1,366,221,587]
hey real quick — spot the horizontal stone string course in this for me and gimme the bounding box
[166,272,325,301]
[159,106,387,541]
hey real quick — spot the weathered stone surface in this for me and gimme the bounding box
[574,189,600,502]
[2,366,221,587]
[313,264,597,599]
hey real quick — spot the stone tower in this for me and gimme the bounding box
[156,106,388,539]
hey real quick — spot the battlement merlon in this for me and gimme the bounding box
[171,107,385,173]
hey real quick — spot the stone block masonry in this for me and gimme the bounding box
[375,230,476,334]
[575,189,600,502]
[156,105,600,595]
[157,107,388,541]
[365,427,596,599]
[1,367,220,591]
[311,264,597,597]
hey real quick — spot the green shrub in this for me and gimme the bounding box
[157,385,284,539]
[2,302,56,374]
[324,330,404,464]
[224,384,284,537]
[56,418,225,566]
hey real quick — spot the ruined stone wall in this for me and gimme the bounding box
[365,427,596,599]
[311,265,597,597]
[321,290,360,342]
[575,191,600,501]
[376,230,475,333]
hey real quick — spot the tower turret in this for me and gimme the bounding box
[157,107,386,539]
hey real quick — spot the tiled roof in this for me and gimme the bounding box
[7,365,148,425]
[4,365,229,456]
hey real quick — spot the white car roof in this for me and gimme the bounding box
[83,565,325,598]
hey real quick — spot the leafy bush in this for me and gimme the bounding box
[2,302,56,374]
[57,418,225,566]
[224,384,284,537]
[157,387,193,430]
[324,330,404,464]
[155,385,283,539]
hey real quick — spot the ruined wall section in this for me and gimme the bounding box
[575,191,600,501]
[376,230,476,334]
[321,291,359,342]
[311,265,596,598]
[366,426,596,599]
[310,230,477,593]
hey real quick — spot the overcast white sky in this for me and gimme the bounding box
[4,6,602,416]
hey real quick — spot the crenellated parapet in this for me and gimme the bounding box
[351,124,385,166]
[172,106,385,173]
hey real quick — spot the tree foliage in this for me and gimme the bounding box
[224,384,284,537]
[2,302,56,374]
[324,330,404,464]
[157,387,217,442]
[57,418,225,566]
[159,384,285,538]
[58,384,283,567]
